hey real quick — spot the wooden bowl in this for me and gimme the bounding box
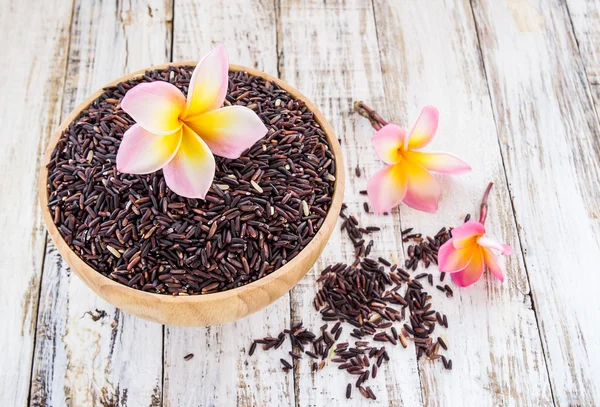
[38,63,344,326]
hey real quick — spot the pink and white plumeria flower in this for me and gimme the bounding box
[116,45,268,199]
[356,103,471,213]
[438,183,513,287]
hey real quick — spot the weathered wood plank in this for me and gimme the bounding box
[278,0,424,405]
[564,0,600,84]
[564,0,600,113]
[472,0,600,405]
[0,0,73,405]
[163,1,295,406]
[371,1,554,405]
[591,85,600,111]
[30,1,172,406]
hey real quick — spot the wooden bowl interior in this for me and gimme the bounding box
[38,63,345,326]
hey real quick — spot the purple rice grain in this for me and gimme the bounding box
[280,359,293,369]
[305,351,318,359]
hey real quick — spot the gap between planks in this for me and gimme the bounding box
[471,0,600,404]
[467,0,557,404]
[26,4,78,402]
[562,0,600,130]
[26,0,77,384]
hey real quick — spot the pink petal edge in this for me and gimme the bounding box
[406,151,471,174]
[407,106,439,150]
[182,45,229,118]
[477,236,512,255]
[450,248,485,287]
[121,81,185,135]
[184,106,268,159]
[162,125,216,199]
[438,239,475,273]
[482,248,504,282]
[452,220,486,238]
[401,161,441,212]
[371,124,406,164]
[116,124,181,174]
[366,164,408,214]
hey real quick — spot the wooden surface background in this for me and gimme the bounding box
[1,0,599,405]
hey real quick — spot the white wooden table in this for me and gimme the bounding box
[2,0,600,405]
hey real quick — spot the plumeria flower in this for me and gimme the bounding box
[116,45,268,198]
[438,183,513,287]
[438,220,512,287]
[362,105,470,213]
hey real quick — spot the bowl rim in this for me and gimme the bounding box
[38,62,345,305]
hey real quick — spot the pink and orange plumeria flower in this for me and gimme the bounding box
[365,106,471,213]
[438,183,513,287]
[116,45,268,199]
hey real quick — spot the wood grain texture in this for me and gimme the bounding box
[30,1,172,405]
[564,0,600,83]
[38,62,343,326]
[372,1,554,405]
[0,0,73,405]
[564,0,600,115]
[278,0,424,405]
[472,0,600,405]
[591,85,600,113]
[163,1,297,405]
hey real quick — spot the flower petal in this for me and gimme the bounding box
[371,124,406,164]
[477,236,512,255]
[451,247,485,287]
[162,125,216,199]
[407,106,439,150]
[402,160,441,212]
[116,124,181,174]
[184,106,268,159]
[438,239,475,273]
[121,81,185,135]
[482,248,504,282]
[451,220,486,249]
[181,45,229,118]
[405,151,471,174]
[367,164,407,214]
